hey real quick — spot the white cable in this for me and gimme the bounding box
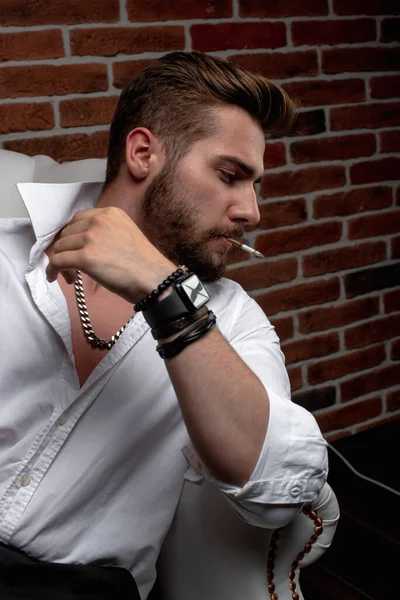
[328,442,400,497]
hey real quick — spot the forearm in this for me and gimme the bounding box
[163,325,270,487]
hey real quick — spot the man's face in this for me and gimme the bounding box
[140,104,265,282]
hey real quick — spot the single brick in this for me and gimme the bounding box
[60,96,119,128]
[282,331,339,365]
[293,110,326,137]
[316,397,382,433]
[392,339,400,360]
[226,258,297,292]
[256,277,340,316]
[380,130,400,153]
[350,158,400,185]
[0,64,108,99]
[292,18,375,46]
[387,389,400,412]
[344,263,400,298]
[257,198,307,230]
[293,386,336,413]
[298,297,380,334]
[287,366,302,391]
[256,221,342,258]
[270,316,294,342]
[113,59,155,89]
[0,29,64,61]
[283,79,365,108]
[3,132,109,162]
[71,27,184,56]
[291,133,376,164]
[229,51,318,80]
[393,236,400,259]
[381,18,400,42]
[0,102,54,135]
[263,142,286,169]
[191,22,286,52]
[330,102,400,131]
[333,0,400,16]
[370,75,400,99]
[0,0,119,25]
[344,313,400,349]
[313,186,392,219]
[341,365,400,402]
[260,165,346,198]
[384,289,400,313]
[356,413,400,434]
[308,344,386,385]
[323,46,400,74]
[239,0,328,17]
[127,0,232,21]
[302,241,386,277]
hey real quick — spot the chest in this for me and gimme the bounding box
[59,277,135,387]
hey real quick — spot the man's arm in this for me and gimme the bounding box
[161,324,269,487]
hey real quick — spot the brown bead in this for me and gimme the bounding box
[270,594,279,600]
[314,526,323,535]
[292,593,300,600]
[291,560,299,569]
[267,572,274,583]
[310,510,317,520]
[289,581,297,591]
[305,543,312,553]
[268,560,275,570]
[296,551,305,561]
[310,534,318,543]
[269,539,277,550]
[315,517,323,526]
[268,583,276,593]
[302,504,311,515]
[289,569,295,580]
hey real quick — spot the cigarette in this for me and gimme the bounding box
[227,238,264,259]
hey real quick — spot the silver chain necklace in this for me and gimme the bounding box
[74,270,133,350]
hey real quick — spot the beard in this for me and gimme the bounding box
[140,161,241,283]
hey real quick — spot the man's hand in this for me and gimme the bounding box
[46,207,176,304]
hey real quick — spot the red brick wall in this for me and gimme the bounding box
[0,0,399,440]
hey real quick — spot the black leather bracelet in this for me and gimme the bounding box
[156,311,216,359]
[151,305,209,340]
[134,266,188,312]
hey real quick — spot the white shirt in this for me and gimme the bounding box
[0,182,328,599]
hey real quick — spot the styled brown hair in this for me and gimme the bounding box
[105,51,295,186]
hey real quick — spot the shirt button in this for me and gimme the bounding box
[290,486,301,498]
[58,413,68,426]
[20,474,31,487]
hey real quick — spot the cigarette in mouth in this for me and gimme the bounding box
[226,238,264,259]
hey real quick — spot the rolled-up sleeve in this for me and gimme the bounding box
[182,282,328,527]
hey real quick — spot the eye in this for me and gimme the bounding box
[219,170,237,185]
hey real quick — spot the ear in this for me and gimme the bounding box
[125,128,163,181]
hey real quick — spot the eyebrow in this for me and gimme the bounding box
[217,154,264,184]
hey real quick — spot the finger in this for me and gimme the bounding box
[62,269,77,285]
[59,219,91,239]
[53,232,86,255]
[46,250,84,282]
[69,208,103,224]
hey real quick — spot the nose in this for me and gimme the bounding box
[229,186,260,228]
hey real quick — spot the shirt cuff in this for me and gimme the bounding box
[182,387,328,509]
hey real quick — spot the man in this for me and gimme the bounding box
[0,52,328,598]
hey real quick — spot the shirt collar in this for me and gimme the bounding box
[16,181,104,242]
